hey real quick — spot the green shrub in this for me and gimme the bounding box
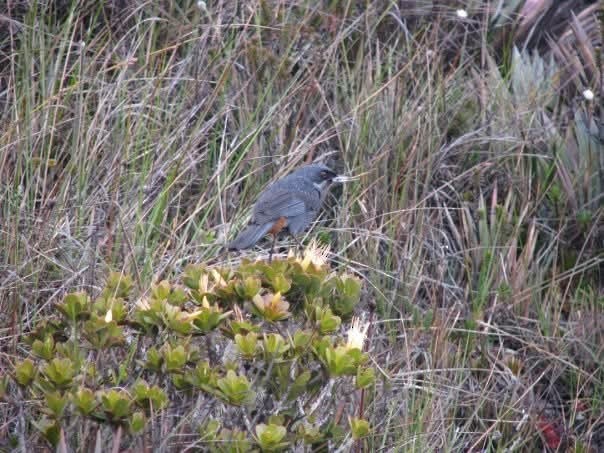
[7,247,372,450]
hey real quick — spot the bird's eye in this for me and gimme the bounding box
[320,170,329,179]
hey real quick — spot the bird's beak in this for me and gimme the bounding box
[332,175,357,183]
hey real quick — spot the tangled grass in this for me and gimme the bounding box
[1,1,602,451]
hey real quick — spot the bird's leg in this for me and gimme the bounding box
[292,235,304,258]
[268,234,277,263]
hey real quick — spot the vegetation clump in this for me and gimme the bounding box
[4,244,374,451]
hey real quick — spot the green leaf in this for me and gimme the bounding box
[319,346,367,377]
[262,333,289,359]
[148,385,169,410]
[235,276,262,299]
[257,260,289,281]
[54,340,86,366]
[315,307,341,334]
[24,319,64,346]
[291,272,323,298]
[185,361,217,392]
[349,417,370,440]
[199,419,221,440]
[183,264,205,290]
[144,347,162,371]
[215,428,252,452]
[43,357,76,388]
[131,379,150,400]
[355,367,375,389]
[104,272,133,298]
[252,292,291,322]
[171,373,189,390]
[72,387,97,415]
[292,330,312,352]
[44,390,68,418]
[14,358,36,386]
[56,292,89,322]
[576,210,592,230]
[151,280,172,301]
[216,370,256,406]
[235,332,259,359]
[331,275,361,317]
[32,336,55,361]
[222,320,261,338]
[93,296,127,322]
[288,370,311,401]
[255,423,288,451]
[129,411,146,434]
[0,375,8,399]
[131,379,168,412]
[162,303,193,335]
[100,389,132,421]
[82,316,125,349]
[132,298,163,331]
[31,417,61,447]
[297,422,324,445]
[269,273,291,294]
[168,286,188,306]
[191,306,231,334]
[163,344,188,373]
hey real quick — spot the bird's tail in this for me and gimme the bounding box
[227,223,274,250]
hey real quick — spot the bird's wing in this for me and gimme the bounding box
[252,188,307,224]
[287,208,319,235]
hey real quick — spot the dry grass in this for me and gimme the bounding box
[1,0,602,451]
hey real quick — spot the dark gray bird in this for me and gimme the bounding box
[228,163,346,260]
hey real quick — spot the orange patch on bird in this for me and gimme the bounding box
[268,216,288,235]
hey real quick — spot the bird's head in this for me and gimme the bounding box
[295,163,349,191]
